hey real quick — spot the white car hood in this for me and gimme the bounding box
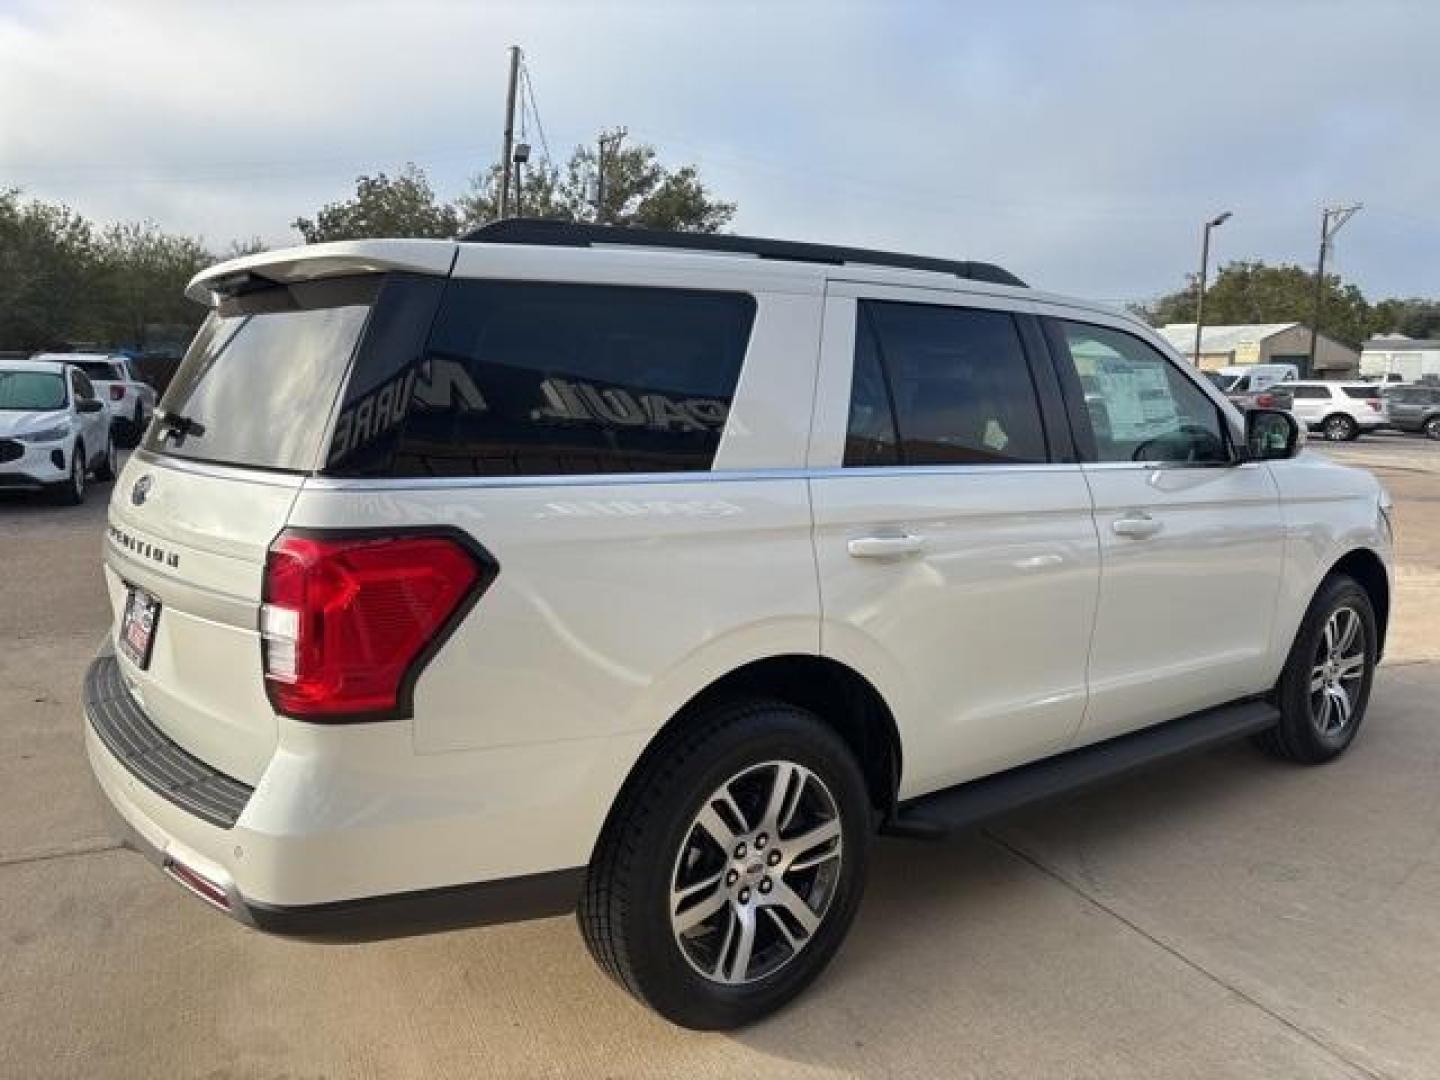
[0,410,69,437]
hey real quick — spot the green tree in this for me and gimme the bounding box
[1141,260,1372,349]
[1367,297,1440,340]
[93,221,212,350]
[456,160,572,226]
[456,137,736,233]
[0,189,104,350]
[293,164,459,243]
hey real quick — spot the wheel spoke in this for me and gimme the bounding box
[672,876,727,934]
[1330,686,1353,725]
[1315,689,1334,734]
[695,789,746,849]
[721,905,758,984]
[782,818,841,873]
[1335,610,1359,655]
[769,881,822,937]
[1337,654,1365,679]
[1322,617,1337,657]
[759,762,802,836]
[709,906,738,980]
[764,904,803,955]
[1310,668,1327,693]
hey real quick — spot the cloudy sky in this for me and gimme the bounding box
[2,0,1436,305]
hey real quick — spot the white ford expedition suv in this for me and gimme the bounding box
[86,220,1393,1029]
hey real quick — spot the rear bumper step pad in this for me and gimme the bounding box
[85,651,254,829]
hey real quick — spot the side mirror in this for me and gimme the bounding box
[1245,408,1302,461]
[77,398,104,414]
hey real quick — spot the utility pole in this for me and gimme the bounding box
[595,127,626,224]
[1193,210,1232,367]
[499,45,521,219]
[1307,203,1362,375]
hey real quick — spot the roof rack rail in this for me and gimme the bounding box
[461,218,1026,288]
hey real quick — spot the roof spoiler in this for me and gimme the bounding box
[185,240,459,304]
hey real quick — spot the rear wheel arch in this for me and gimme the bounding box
[606,656,902,835]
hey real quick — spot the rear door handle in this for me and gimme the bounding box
[848,534,928,559]
[1111,513,1162,540]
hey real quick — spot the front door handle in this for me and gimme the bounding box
[848,534,928,559]
[1111,513,1162,540]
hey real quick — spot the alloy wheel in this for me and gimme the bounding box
[669,761,843,986]
[1324,416,1354,441]
[1425,417,1440,441]
[1310,606,1366,738]
[71,451,84,499]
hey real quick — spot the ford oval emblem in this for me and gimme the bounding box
[131,475,153,506]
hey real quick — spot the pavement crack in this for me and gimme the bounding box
[984,828,1389,1080]
[0,837,124,870]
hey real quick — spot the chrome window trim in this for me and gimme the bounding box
[131,448,307,489]
[301,461,1089,492]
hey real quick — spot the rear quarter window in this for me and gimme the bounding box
[328,280,757,478]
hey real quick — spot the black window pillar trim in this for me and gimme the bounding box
[1036,315,1101,463]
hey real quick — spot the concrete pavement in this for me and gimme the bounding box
[1,445,1437,1078]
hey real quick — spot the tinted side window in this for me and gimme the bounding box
[1341,385,1380,399]
[1290,385,1330,399]
[70,370,95,400]
[386,282,755,477]
[1057,322,1229,464]
[846,300,1048,466]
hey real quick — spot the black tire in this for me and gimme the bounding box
[1424,415,1440,441]
[94,435,117,481]
[1256,574,1377,764]
[1321,413,1359,441]
[50,442,85,506]
[578,699,871,1029]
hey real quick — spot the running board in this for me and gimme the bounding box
[884,700,1279,840]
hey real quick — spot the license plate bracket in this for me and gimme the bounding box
[119,585,161,670]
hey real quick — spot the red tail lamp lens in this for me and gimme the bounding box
[261,531,486,719]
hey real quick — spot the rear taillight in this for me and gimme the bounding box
[1255,393,1276,408]
[109,385,125,401]
[261,530,492,720]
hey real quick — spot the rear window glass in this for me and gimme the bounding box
[73,361,120,380]
[144,277,377,471]
[0,370,66,410]
[1342,385,1381,399]
[350,280,756,477]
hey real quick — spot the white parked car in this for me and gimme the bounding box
[34,353,157,445]
[1286,380,1387,440]
[85,222,1393,1029]
[0,357,116,503]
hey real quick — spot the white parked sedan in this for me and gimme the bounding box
[0,358,116,503]
[34,353,156,446]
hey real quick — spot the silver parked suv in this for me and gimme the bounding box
[86,221,1392,1028]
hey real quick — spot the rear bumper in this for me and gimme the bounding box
[84,648,595,939]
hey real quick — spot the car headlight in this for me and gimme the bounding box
[15,422,71,443]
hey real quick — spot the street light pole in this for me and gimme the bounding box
[1193,210,1232,367]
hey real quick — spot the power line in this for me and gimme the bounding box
[519,61,553,165]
